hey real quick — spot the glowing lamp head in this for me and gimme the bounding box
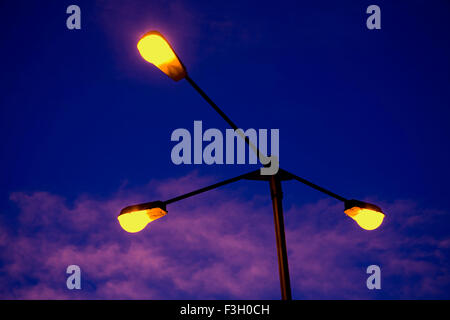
[118,201,167,233]
[137,31,187,81]
[344,199,385,231]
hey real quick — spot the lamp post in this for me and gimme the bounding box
[268,174,291,300]
[118,31,386,300]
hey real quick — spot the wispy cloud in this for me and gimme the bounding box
[0,172,449,299]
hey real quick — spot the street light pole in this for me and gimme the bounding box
[186,75,292,299]
[126,30,387,300]
[119,167,386,299]
[269,174,292,300]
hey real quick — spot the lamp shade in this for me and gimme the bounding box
[344,199,385,231]
[118,201,167,233]
[137,31,187,81]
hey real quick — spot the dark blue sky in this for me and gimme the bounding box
[1,0,449,299]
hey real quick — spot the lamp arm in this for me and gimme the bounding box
[280,169,348,202]
[164,169,261,205]
[164,167,348,205]
[184,75,270,166]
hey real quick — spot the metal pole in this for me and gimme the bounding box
[184,75,292,299]
[269,174,292,300]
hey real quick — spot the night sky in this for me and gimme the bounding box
[1,0,449,299]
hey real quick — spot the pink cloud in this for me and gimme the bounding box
[0,172,449,299]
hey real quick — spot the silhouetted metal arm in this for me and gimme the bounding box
[164,168,347,205]
[164,169,260,205]
[279,169,347,202]
[185,75,270,166]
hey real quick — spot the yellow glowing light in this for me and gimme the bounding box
[118,208,167,233]
[345,207,385,231]
[137,32,187,81]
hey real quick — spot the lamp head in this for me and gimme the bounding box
[137,31,187,81]
[118,201,167,233]
[344,199,385,231]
